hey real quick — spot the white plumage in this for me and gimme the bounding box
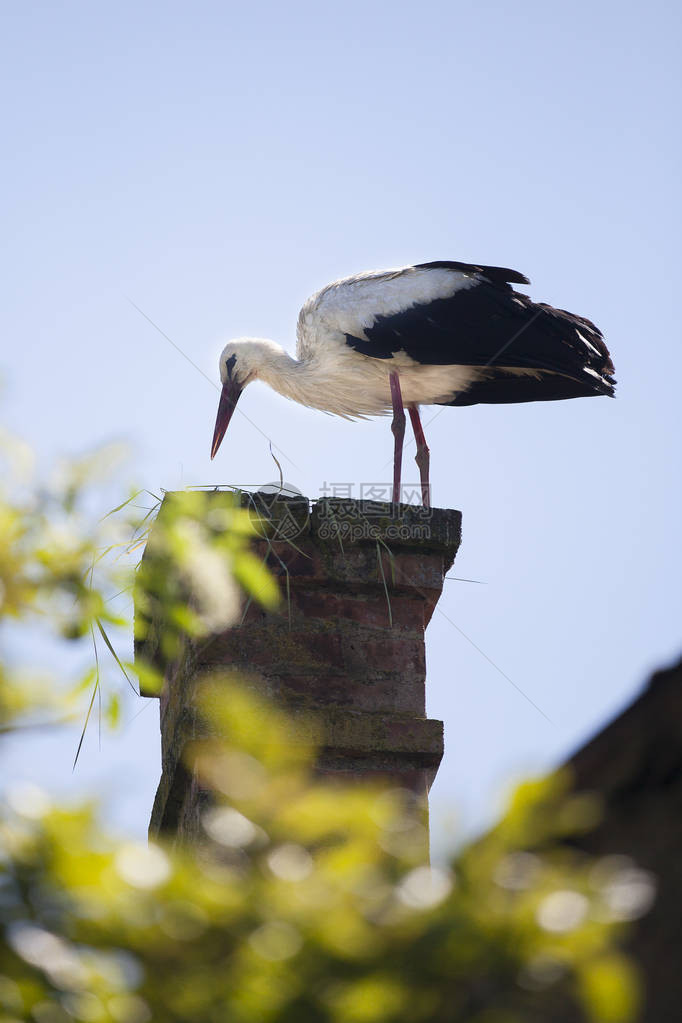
[296,265,476,357]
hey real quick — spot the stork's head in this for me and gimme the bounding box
[210,338,271,459]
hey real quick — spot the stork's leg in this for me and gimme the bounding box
[408,405,431,509]
[389,371,405,506]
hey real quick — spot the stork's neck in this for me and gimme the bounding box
[254,344,312,402]
[246,337,389,418]
[251,340,349,412]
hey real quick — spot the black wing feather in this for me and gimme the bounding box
[344,263,615,404]
[414,260,531,287]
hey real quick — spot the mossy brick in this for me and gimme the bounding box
[311,498,461,554]
[196,619,424,678]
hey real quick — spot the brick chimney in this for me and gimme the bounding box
[136,493,462,843]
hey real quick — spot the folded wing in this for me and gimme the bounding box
[337,261,615,405]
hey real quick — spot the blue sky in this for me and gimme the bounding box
[2,0,680,855]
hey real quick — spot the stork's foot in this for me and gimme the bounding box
[389,372,405,506]
[415,445,431,508]
[408,406,430,509]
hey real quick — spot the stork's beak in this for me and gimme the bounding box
[210,380,243,459]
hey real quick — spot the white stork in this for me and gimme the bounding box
[210,261,615,507]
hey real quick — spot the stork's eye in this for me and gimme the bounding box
[225,354,237,379]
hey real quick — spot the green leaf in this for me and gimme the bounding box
[96,618,138,694]
[100,489,144,521]
[578,954,640,1023]
[233,551,280,609]
[73,673,99,771]
[105,691,121,728]
[131,659,164,696]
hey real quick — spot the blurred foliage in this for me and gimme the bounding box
[0,432,650,1022]
[134,490,279,690]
